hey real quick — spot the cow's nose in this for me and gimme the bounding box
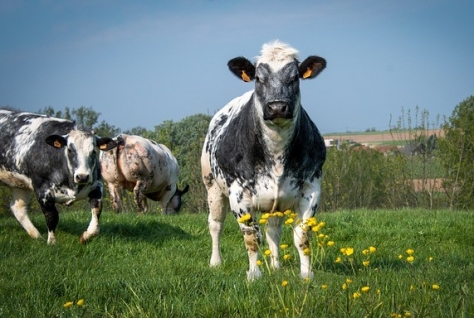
[75,174,90,184]
[265,101,291,120]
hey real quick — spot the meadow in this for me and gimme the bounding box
[0,208,472,317]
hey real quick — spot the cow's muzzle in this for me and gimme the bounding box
[75,173,90,184]
[264,101,293,122]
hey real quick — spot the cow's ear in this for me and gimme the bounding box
[228,57,255,82]
[299,56,326,79]
[97,137,118,151]
[45,135,67,149]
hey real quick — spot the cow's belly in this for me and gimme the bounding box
[0,169,33,190]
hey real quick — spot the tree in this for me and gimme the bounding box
[438,95,474,209]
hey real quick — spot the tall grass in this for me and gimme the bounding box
[0,208,472,317]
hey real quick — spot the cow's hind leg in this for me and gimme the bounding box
[265,216,284,269]
[10,188,40,239]
[107,183,123,213]
[133,180,150,214]
[207,184,228,267]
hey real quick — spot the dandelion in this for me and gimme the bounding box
[369,246,377,253]
[327,241,335,246]
[282,280,288,287]
[345,247,354,256]
[410,284,415,291]
[377,289,381,295]
[362,249,369,255]
[76,299,85,306]
[262,213,271,219]
[432,284,440,290]
[238,213,252,223]
[259,218,267,224]
[404,311,412,317]
[321,284,328,290]
[362,260,370,267]
[264,249,271,256]
[406,248,415,255]
[406,256,415,263]
[342,283,348,290]
[275,211,284,217]
[361,286,370,293]
[429,256,434,261]
[63,301,73,308]
[353,291,361,299]
[317,233,325,239]
[335,256,342,263]
[283,209,292,216]
[303,247,311,255]
[256,260,262,266]
[283,254,291,261]
[280,244,288,249]
[398,254,403,259]
[346,278,353,284]
[284,218,294,225]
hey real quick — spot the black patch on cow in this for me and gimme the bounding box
[215,97,268,187]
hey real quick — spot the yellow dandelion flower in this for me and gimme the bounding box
[361,286,370,293]
[404,311,412,317]
[264,249,271,256]
[342,283,348,290]
[284,218,294,225]
[283,209,292,215]
[406,248,415,255]
[327,241,335,246]
[340,248,347,254]
[429,256,434,261]
[318,221,326,228]
[262,213,271,219]
[280,244,288,249]
[303,247,311,255]
[362,249,369,255]
[256,260,262,266]
[283,254,291,260]
[362,260,370,267]
[317,233,325,239]
[63,301,74,308]
[335,256,342,263]
[353,291,361,299]
[306,217,317,227]
[377,289,381,295]
[321,284,328,290]
[76,299,85,306]
[346,278,353,284]
[312,225,321,232]
[259,218,268,224]
[410,284,415,291]
[238,213,251,223]
[345,247,354,256]
[432,284,440,290]
[398,254,403,259]
[282,280,288,287]
[406,256,415,263]
[369,246,377,253]
[275,212,284,217]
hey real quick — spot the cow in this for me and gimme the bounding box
[0,109,117,244]
[201,41,327,280]
[100,134,189,215]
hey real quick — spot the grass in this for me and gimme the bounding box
[0,208,472,317]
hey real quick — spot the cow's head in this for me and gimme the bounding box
[165,184,190,214]
[228,41,326,126]
[45,130,117,184]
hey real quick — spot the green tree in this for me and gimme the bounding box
[438,95,474,209]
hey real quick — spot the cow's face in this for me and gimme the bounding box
[45,131,117,184]
[165,184,190,214]
[227,43,326,126]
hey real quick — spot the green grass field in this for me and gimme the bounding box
[0,208,472,317]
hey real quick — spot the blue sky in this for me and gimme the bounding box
[1,0,473,134]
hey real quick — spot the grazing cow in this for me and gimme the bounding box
[100,134,189,215]
[0,109,117,244]
[201,41,327,280]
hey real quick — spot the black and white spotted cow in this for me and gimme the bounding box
[0,109,117,244]
[100,134,189,215]
[201,41,327,280]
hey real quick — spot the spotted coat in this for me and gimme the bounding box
[201,41,327,280]
[0,109,117,244]
[100,134,189,215]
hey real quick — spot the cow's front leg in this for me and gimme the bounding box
[265,216,284,269]
[80,190,103,244]
[237,215,262,281]
[38,196,60,245]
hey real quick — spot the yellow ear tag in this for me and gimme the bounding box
[53,140,62,148]
[99,144,107,150]
[302,68,312,79]
[241,70,251,82]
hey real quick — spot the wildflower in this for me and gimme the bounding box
[283,209,292,216]
[406,248,415,256]
[398,254,403,259]
[283,254,291,260]
[238,213,252,223]
[429,256,434,261]
[369,246,377,253]
[262,213,271,219]
[362,260,370,267]
[327,241,335,246]
[282,280,288,287]
[303,247,311,255]
[76,299,85,306]
[256,260,262,266]
[404,311,412,317]
[377,289,381,295]
[342,283,348,290]
[353,291,361,299]
[345,247,354,256]
[362,249,369,255]
[410,284,415,291]
[335,257,342,263]
[275,211,284,218]
[280,244,288,249]
[432,284,440,290]
[284,218,294,225]
[340,248,346,254]
[361,286,370,293]
[406,256,415,263]
[317,233,325,239]
[63,301,73,308]
[306,217,317,227]
[264,249,271,256]
[346,278,353,284]
[259,218,267,224]
[321,284,328,290]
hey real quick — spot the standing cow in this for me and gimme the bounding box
[201,41,327,280]
[100,134,189,215]
[0,109,117,244]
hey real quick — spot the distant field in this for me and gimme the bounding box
[323,129,443,146]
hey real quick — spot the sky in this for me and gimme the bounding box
[1,0,473,134]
